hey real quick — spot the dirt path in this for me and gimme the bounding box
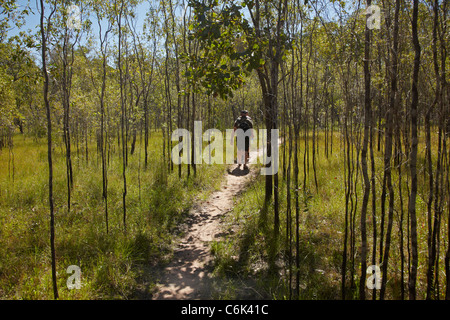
[151,150,261,300]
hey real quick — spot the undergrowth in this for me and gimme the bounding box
[0,132,225,299]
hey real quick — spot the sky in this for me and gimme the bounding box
[8,0,152,35]
[4,0,155,61]
[3,0,363,64]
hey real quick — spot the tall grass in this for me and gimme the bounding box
[0,132,225,299]
[212,129,449,300]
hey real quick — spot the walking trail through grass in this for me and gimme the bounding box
[151,148,264,299]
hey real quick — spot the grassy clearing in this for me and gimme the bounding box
[212,129,449,300]
[211,147,343,300]
[0,132,225,299]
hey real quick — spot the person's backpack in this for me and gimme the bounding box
[238,116,252,132]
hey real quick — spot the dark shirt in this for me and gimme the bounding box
[234,115,253,131]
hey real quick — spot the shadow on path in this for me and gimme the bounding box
[227,165,250,177]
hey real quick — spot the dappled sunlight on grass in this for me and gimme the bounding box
[0,133,226,299]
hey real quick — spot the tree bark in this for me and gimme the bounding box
[380,0,399,300]
[408,0,421,300]
[359,0,372,300]
[39,0,58,300]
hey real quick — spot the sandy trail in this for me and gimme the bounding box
[151,149,262,300]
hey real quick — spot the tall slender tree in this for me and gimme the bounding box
[408,0,421,300]
[39,0,58,300]
[380,0,400,300]
[359,0,373,300]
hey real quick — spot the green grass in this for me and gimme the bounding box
[212,129,449,300]
[0,132,225,299]
[2,128,448,300]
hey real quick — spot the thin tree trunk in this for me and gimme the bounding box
[380,0,399,300]
[359,0,372,300]
[99,15,111,234]
[445,135,450,299]
[408,0,421,300]
[342,102,351,300]
[118,2,127,233]
[397,122,406,300]
[39,0,58,299]
[295,15,303,298]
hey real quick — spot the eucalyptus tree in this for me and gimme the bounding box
[50,0,86,213]
[86,0,115,233]
[115,0,128,232]
[185,0,296,245]
[379,0,400,301]
[128,1,159,168]
[425,0,448,300]
[408,0,421,300]
[38,0,59,300]
[113,0,141,233]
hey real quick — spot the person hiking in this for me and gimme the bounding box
[233,110,254,170]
